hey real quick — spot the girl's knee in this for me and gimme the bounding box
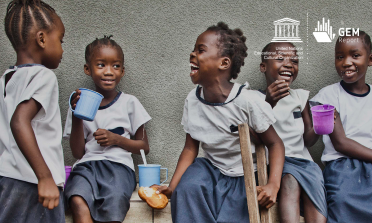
[281,174,300,189]
[280,174,301,197]
[70,196,89,212]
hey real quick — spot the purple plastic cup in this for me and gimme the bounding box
[311,104,335,135]
[65,166,72,184]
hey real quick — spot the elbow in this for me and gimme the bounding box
[70,143,85,159]
[333,142,345,153]
[267,140,285,156]
[71,147,84,159]
[329,124,348,153]
[329,136,346,153]
[304,140,315,148]
[71,151,84,160]
[10,116,23,134]
[303,130,319,148]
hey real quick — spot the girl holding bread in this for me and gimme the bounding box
[157,22,285,223]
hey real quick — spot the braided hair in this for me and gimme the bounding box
[206,22,248,80]
[4,0,58,51]
[85,35,124,64]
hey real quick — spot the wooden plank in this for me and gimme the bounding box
[256,144,272,223]
[238,123,260,223]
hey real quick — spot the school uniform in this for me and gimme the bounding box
[255,89,327,218]
[63,91,151,222]
[310,81,372,223]
[172,83,276,223]
[0,64,65,223]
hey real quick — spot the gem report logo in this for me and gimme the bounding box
[271,18,303,43]
[313,17,360,43]
[313,18,335,42]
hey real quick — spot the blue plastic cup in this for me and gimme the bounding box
[69,88,103,121]
[138,164,168,187]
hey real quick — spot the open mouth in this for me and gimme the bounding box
[190,63,199,75]
[279,71,293,77]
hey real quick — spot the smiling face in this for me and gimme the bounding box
[260,42,299,86]
[189,30,224,85]
[84,46,124,93]
[335,37,372,84]
[42,16,65,69]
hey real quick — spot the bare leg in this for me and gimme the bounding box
[70,195,94,223]
[279,174,301,223]
[302,191,326,223]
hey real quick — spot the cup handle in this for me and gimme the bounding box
[69,91,76,113]
[160,167,168,185]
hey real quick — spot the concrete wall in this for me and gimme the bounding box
[1,0,371,181]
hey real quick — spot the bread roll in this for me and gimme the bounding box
[138,186,168,209]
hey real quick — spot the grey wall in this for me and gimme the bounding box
[1,0,371,181]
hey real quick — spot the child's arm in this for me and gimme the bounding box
[69,89,86,159]
[10,99,60,210]
[302,101,320,147]
[329,110,372,162]
[93,124,149,155]
[256,125,285,209]
[156,134,199,198]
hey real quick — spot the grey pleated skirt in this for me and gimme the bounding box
[64,160,136,222]
[171,157,249,223]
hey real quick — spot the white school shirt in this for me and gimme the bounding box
[310,81,372,162]
[0,65,65,186]
[254,89,313,160]
[181,83,276,177]
[64,92,151,170]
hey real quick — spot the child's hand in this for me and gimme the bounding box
[155,185,173,199]
[70,89,81,110]
[93,128,118,147]
[38,176,60,210]
[265,79,290,108]
[256,183,279,209]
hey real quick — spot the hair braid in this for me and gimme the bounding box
[4,0,57,51]
[85,35,124,64]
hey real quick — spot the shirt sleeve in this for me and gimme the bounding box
[295,89,310,112]
[247,96,276,133]
[18,68,57,121]
[127,96,151,136]
[310,84,339,110]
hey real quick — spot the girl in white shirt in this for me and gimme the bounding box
[64,36,151,223]
[0,1,66,222]
[310,31,372,223]
[258,41,327,223]
[157,22,285,223]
